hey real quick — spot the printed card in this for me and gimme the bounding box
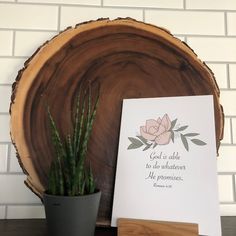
[111,95,221,236]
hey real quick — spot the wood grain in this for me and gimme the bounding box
[10,18,224,224]
[118,218,198,236]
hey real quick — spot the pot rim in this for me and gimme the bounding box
[43,189,101,199]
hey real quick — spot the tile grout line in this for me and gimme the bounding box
[224,11,228,36]
[220,88,236,91]
[101,0,103,7]
[12,30,16,56]
[232,174,236,202]
[220,201,236,205]
[0,142,12,145]
[57,5,61,32]
[6,143,11,173]
[0,84,13,87]
[5,205,7,219]
[220,143,236,146]
[0,1,102,8]
[1,1,236,12]
[0,172,24,175]
[1,29,236,38]
[0,55,28,59]
[230,118,234,144]
[183,36,187,43]
[142,9,145,22]
[183,0,186,9]
[226,64,231,89]
[2,203,43,206]
[0,28,58,33]
[205,61,236,64]
[218,172,236,175]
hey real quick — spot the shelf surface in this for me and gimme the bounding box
[0,217,235,236]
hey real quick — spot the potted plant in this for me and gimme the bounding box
[43,82,101,236]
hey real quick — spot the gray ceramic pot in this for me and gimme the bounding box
[43,191,101,236]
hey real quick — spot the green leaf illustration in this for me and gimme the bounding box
[180,134,189,151]
[171,131,175,143]
[143,143,152,151]
[170,118,177,129]
[153,143,158,149]
[191,139,207,146]
[128,137,144,149]
[184,133,199,137]
[175,125,188,132]
[136,135,148,145]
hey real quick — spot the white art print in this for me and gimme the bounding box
[111,95,221,236]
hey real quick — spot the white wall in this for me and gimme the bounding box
[0,0,236,219]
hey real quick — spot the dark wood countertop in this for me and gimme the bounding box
[0,217,235,235]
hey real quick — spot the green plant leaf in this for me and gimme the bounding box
[184,133,199,137]
[191,139,207,146]
[175,125,188,132]
[87,163,96,194]
[180,134,189,151]
[170,118,177,130]
[128,137,144,149]
[47,83,99,196]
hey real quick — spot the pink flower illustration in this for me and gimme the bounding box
[128,113,206,151]
[140,114,172,145]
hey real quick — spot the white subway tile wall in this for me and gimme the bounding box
[0,175,41,204]
[0,145,8,172]
[218,175,234,202]
[0,86,11,112]
[14,31,57,57]
[9,145,23,173]
[145,11,225,35]
[227,13,236,36]
[0,206,6,219]
[18,0,101,5]
[7,205,45,219]
[0,4,58,30]
[0,58,26,84]
[232,119,236,144]
[218,147,236,172]
[0,31,13,56]
[103,0,184,9]
[0,0,235,219]
[0,116,11,142]
[186,0,236,10]
[221,118,231,144]
[187,37,236,62]
[206,63,228,89]
[60,6,143,30]
[221,91,236,116]
[229,64,236,89]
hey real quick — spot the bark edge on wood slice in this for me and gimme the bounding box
[10,18,224,224]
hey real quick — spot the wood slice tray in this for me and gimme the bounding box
[10,18,224,225]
